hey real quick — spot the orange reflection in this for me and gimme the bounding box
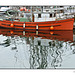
[0,28,73,42]
[10,30,13,34]
[50,31,54,35]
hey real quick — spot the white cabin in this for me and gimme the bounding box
[33,6,66,22]
[34,13,64,22]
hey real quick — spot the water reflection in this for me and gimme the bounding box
[0,28,75,69]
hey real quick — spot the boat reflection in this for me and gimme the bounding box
[0,28,73,42]
[0,28,75,69]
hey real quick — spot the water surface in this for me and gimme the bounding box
[0,28,75,69]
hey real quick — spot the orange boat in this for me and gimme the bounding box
[0,18,74,30]
[0,28,73,42]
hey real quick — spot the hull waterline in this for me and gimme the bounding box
[0,28,73,42]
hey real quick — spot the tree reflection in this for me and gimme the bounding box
[27,37,65,69]
[15,36,74,69]
[29,38,48,69]
[48,40,63,68]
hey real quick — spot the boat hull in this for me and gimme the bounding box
[0,18,74,30]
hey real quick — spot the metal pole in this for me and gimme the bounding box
[31,6,33,22]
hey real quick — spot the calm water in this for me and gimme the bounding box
[0,28,75,69]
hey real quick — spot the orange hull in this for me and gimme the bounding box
[0,18,74,30]
[0,28,73,42]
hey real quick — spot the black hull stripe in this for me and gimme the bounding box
[1,24,61,27]
[0,26,73,31]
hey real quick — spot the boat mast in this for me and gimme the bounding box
[31,6,34,22]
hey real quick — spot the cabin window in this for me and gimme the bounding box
[46,10,49,12]
[38,14,41,18]
[60,6,64,7]
[50,14,52,17]
[60,10,64,13]
[54,13,56,17]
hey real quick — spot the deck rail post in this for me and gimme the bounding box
[23,22,25,28]
[36,24,38,35]
[23,22,25,35]
[36,24,38,30]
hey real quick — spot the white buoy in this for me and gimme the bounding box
[36,31,38,35]
[23,23,25,28]
[23,31,25,35]
[36,25,38,30]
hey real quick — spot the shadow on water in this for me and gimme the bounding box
[0,28,75,69]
